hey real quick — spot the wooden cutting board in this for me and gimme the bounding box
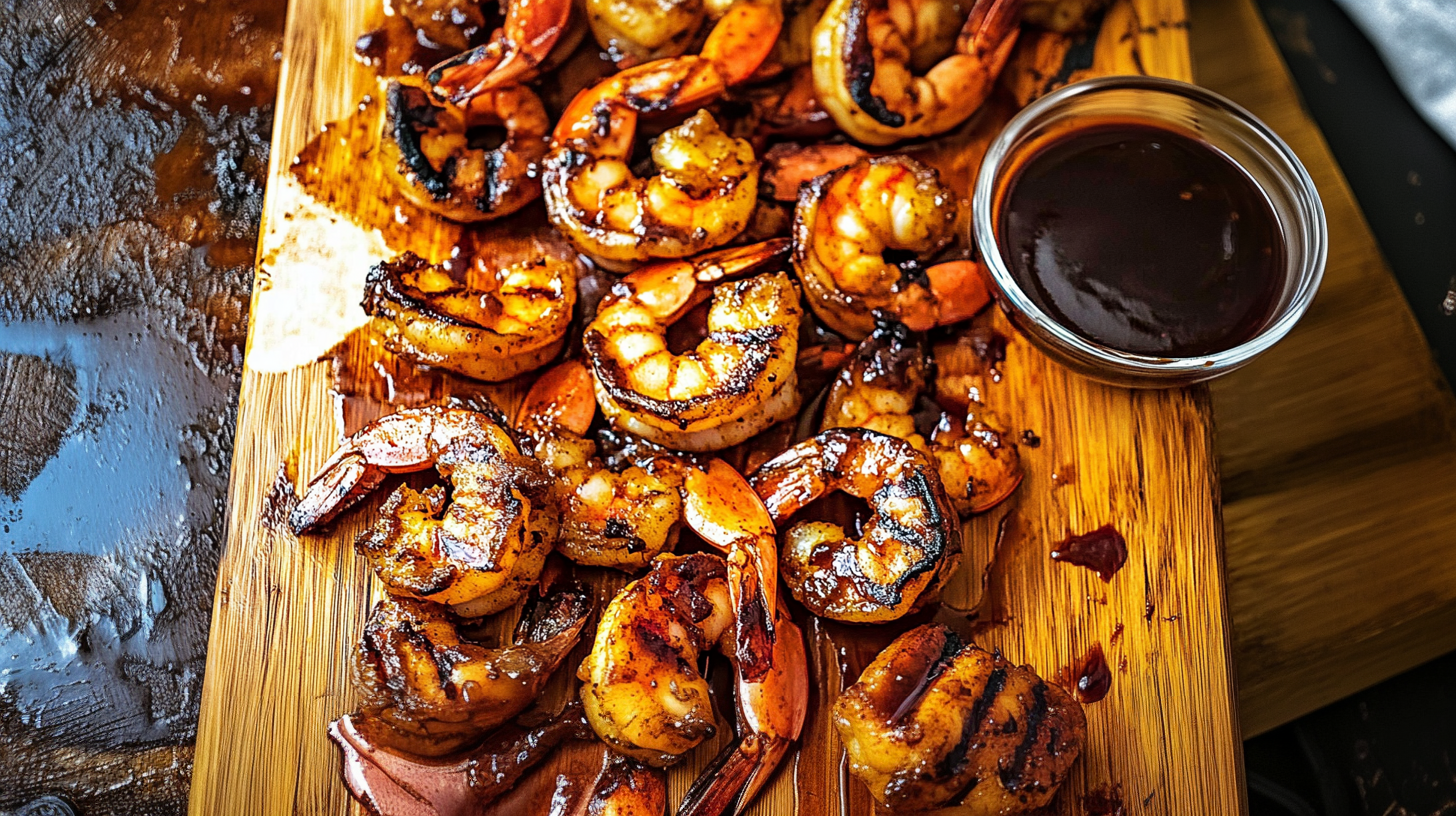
[190,1,1247,814]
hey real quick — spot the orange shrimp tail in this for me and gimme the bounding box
[701,0,785,86]
[926,259,993,327]
[677,734,792,816]
[553,56,727,145]
[289,452,380,534]
[963,0,1025,65]
[429,0,574,100]
[517,359,598,436]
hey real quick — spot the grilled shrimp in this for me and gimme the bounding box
[834,624,1086,813]
[579,557,808,815]
[586,0,782,84]
[382,79,549,223]
[290,407,558,617]
[812,0,1023,144]
[792,155,993,339]
[584,241,803,453]
[516,360,688,571]
[581,457,802,814]
[542,58,759,267]
[362,250,577,383]
[823,316,1022,515]
[751,427,962,622]
[351,587,592,757]
[427,0,584,99]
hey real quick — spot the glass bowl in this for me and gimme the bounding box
[971,75,1327,387]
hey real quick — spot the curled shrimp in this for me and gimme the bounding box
[792,154,993,339]
[542,57,759,267]
[351,586,592,757]
[751,427,961,622]
[382,79,549,223]
[834,624,1086,812]
[580,555,807,814]
[812,0,1023,144]
[580,457,802,815]
[426,0,585,99]
[290,406,558,616]
[584,240,803,453]
[516,360,688,571]
[586,0,783,84]
[363,250,578,383]
[823,315,1023,515]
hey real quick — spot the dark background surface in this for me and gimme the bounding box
[0,0,1451,814]
[1244,0,1456,813]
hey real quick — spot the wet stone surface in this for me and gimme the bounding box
[0,0,284,813]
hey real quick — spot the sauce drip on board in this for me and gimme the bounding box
[1051,524,1128,582]
[999,122,1285,357]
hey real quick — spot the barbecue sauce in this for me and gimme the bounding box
[999,123,1284,357]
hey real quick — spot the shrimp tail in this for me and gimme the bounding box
[676,733,789,816]
[964,0,1024,65]
[289,451,381,534]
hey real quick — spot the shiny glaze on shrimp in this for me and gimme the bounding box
[823,316,1022,515]
[584,241,803,452]
[363,250,577,383]
[586,0,783,83]
[352,587,591,757]
[516,360,688,570]
[393,0,487,52]
[382,79,549,223]
[834,624,1086,813]
[427,0,585,99]
[290,406,558,616]
[751,427,962,622]
[542,58,758,267]
[578,554,808,815]
[792,154,992,339]
[812,0,1023,144]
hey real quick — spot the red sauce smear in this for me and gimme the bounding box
[1051,524,1128,582]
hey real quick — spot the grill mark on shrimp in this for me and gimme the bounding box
[842,0,904,127]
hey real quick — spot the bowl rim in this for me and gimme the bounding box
[971,74,1328,380]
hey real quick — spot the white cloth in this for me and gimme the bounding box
[1331,0,1456,150]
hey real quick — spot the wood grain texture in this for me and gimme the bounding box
[191,1,1247,814]
[1189,0,1456,737]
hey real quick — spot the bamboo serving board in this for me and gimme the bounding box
[191,0,1246,813]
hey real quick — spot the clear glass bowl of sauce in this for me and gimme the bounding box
[973,76,1326,387]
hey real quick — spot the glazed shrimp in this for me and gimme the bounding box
[393,0,487,52]
[542,58,759,267]
[812,0,1023,144]
[823,316,1023,515]
[363,250,578,383]
[426,0,584,99]
[835,624,1086,813]
[351,587,592,757]
[586,0,783,84]
[290,406,558,616]
[584,241,803,452]
[515,360,688,570]
[751,427,962,622]
[579,555,808,815]
[382,79,549,223]
[792,155,993,339]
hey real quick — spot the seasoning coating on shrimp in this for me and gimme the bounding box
[516,360,688,570]
[584,241,803,452]
[352,587,591,757]
[792,155,991,339]
[812,0,1023,144]
[363,251,578,383]
[834,624,1086,813]
[751,427,962,622]
[382,80,549,223]
[291,406,559,617]
[586,0,783,84]
[542,58,759,267]
[823,316,1022,515]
